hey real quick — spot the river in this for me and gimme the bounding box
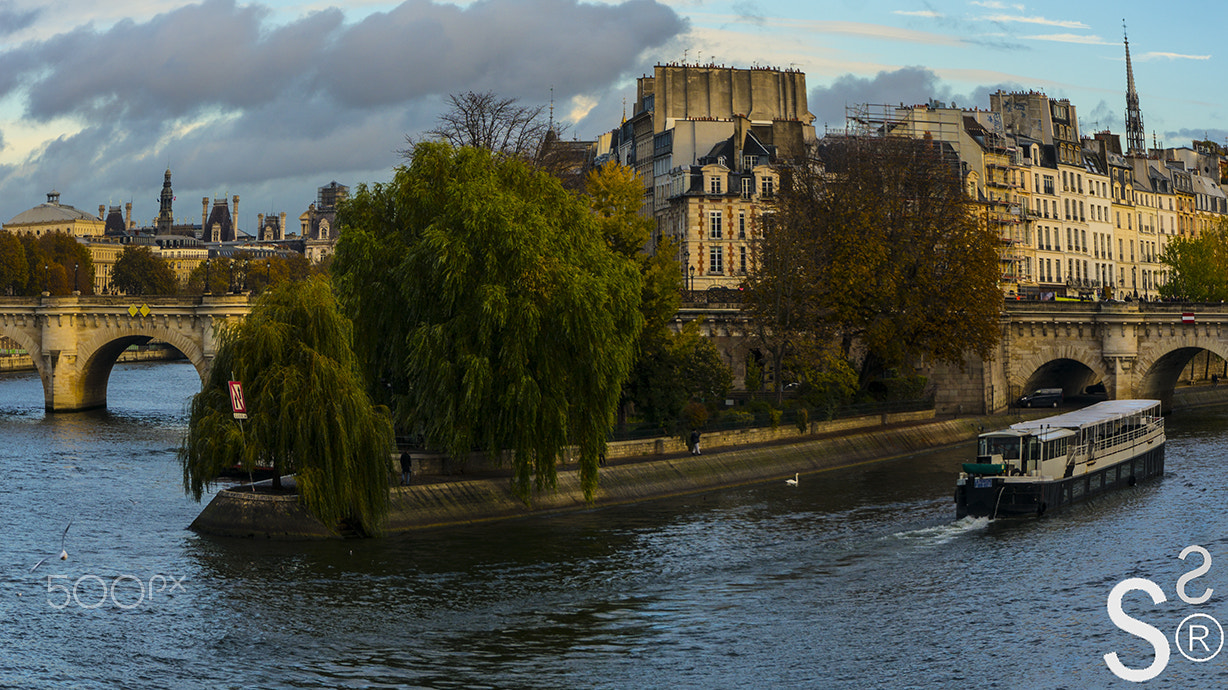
[1,362,1228,687]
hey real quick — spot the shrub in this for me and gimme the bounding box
[795,407,809,434]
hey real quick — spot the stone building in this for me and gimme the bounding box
[3,191,105,238]
[300,181,348,264]
[609,64,817,290]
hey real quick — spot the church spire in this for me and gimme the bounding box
[1124,21,1146,156]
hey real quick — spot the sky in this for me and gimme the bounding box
[0,0,1223,229]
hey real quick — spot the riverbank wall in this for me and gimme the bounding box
[191,386,1228,539]
[192,411,1017,539]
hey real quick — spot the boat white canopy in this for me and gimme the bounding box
[1010,399,1161,433]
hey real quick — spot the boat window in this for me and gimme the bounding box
[981,436,1020,459]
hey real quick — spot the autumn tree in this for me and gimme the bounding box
[1159,225,1228,301]
[0,233,27,295]
[111,244,177,295]
[584,162,733,428]
[180,276,394,534]
[13,233,94,295]
[745,136,1002,392]
[333,143,643,503]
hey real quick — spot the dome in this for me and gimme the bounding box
[6,191,100,225]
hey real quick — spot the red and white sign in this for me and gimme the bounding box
[1182,313,1195,324]
[228,380,248,420]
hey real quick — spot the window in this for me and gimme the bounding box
[710,245,724,274]
[738,212,746,239]
[709,176,722,195]
[741,177,752,200]
[760,176,774,198]
[709,211,723,239]
[1067,228,1073,250]
[1044,176,1055,195]
[739,246,747,273]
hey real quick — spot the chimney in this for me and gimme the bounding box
[279,212,287,241]
[99,204,105,220]
[232,195,239,239]
[202,198,209,234]
[257,213,265,241]
[125,202,133,230]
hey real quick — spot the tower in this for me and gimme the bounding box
[156,169,174,234]
[1124,22,1146,156]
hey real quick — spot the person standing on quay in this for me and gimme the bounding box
[690,429,701,456]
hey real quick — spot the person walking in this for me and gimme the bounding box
[689,429,701,456]
[399,452,412,485]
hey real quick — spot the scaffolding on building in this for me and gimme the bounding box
[840,103,1028,292]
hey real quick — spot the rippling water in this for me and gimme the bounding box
[2,363,1228,687]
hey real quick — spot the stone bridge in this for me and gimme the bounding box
[0,295,251,411]
[675,300,1228,415]
[939,301,1228,414]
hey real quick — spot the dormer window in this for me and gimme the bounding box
[709,176,723,195]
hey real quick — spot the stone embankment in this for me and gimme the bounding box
[190,384,1228,540]
[191,409,1012,539]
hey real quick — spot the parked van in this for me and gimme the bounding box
[1017,388,1063,408]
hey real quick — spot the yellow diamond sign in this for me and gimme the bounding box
[128,305,138,317]
[140,304,151,317]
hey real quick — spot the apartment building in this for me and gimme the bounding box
[608,64,817,290]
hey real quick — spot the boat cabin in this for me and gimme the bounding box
[976,427,1075,476]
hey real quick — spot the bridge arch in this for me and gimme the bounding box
[1134,335,1228,406]
[1011,345,1109,400]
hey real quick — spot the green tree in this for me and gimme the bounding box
[333,143,643,503]
[112,245,177,295]
[0,233,27,295]
[180,276,395,534]
[583,162,733,429]
[1159,226,1228,301]
[745,137,1002,390]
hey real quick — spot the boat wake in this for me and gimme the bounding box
[887,516,990,546]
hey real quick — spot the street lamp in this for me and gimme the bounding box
[204,259,211,295]
[43,264,48,295]
[73,263,79,294]
[688,265,695,293]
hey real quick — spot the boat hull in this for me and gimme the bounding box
[955,443,1164,519]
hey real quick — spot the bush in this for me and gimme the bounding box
[681,401,709,430]
[767,407,782,428]
[795,407,809,434]
[722,410,755,427]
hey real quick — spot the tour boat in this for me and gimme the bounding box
[955,399,1165,519]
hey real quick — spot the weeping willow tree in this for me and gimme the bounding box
[180,276,395,534]
[333,142,643,504]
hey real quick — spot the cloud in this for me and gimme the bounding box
[1024,33,1111,46]
[809,66,957,128]
[981,14,1089,29]
[971,1,1024,9]
[0,0,40,36]
[1139,52,1211,62]
[0,0,685,223]
[893,10,940,18]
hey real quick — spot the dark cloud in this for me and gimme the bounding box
[809,67,955,128]
[316,0,684,106]
[808,67,1028,129]
[0,0,39,37]
[0,0,685,224]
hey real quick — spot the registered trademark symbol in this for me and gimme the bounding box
[1175,613,1224,663]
